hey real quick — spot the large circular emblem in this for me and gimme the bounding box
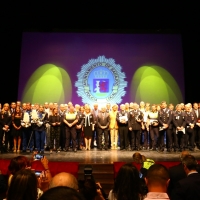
[75,56,127,105]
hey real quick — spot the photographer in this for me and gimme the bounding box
[78,165,106,200]
[8,155,31,186]
[31,153,52,192]
[78,179,106,200]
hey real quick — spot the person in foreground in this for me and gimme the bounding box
[144,164,170,200]
[49,172,78,190]
[108,163,142,200]
[8,155,30,186]
[39,186,85,200]
[171,155,200,200]
[168,151,190,197]
[7,169,38,200]
[78,178,106,200]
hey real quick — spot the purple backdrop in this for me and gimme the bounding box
[18,32,184,104]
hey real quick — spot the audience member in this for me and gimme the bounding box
[7,169,38,200]
[35,156,52,192]
[168,151,190,196]
[171,155,200,200]
[0,171,7,195]
[132,152,155,178]
[78,179,106,200]
[108,163,142,200]
[78,179,97,200]
[39,186,85,200]
[49,172,78,190]
[8,155,30,186]
[144,164,170,200]
[7,154,52,194]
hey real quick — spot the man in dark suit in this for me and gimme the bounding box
[128,103,143,151]
[97,106,110,150]
[171,154,200,200]
[173,104,187,151]
[91,103,100,149]
[192,102,200,149]
[168,151,190,197]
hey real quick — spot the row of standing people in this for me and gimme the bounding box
[1,101,200,153]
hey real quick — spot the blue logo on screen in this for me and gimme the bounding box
[90,67,112,98]
[75,56,127,105]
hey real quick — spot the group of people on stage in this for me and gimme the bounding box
[0,100,200,154]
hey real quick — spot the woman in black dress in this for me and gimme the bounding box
[12,107,23,153]
[83,105,94,150]
[49,107,61,153]
[0,103,12,153]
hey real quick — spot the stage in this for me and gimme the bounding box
[1,148,200,163]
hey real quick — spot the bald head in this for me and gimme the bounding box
[49,172,78,190]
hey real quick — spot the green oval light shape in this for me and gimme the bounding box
[22,64,72,104]
[131,66,183,104]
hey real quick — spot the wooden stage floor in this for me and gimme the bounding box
[1,148,200,163]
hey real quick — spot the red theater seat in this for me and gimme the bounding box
[0,159,10,175]
[31,161,79,178]
[155,161,180,168]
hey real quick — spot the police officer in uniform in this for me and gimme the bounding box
[128,103,143,151]
[158,101,172,152]
[168,103,175,152]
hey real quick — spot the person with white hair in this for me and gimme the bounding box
[116,104,129,150]
[109,104,118,149]
[184,104,197,151]
[83,105,94,150]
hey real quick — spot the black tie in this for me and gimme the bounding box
[87,116,89,126]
